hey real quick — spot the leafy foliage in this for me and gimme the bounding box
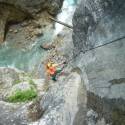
[7,87,37,103]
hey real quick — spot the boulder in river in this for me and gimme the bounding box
[40,43,55,50]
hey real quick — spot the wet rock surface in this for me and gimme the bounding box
[73,0,125,124]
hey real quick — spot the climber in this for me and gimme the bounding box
[46,61,66,81]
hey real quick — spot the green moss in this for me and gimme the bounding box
[7,88,37,103]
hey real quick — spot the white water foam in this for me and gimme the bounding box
[54,0,76,36]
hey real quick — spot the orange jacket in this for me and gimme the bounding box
[47,66,56,75]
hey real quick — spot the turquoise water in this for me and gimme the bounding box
[67,0,77,5]
[0,0,77,71]
[0,30,54,71]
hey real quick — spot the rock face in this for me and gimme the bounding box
[30,71,87,125]
[0,67,46,125]
[0,0,64,15]
[73,0,125,124]
[73,0,125,54]
[0,3,29,43]
[0,67,19,88]
[0,0,64,43]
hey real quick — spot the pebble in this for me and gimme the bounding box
[13,30,18,33]
[9,29,13,32]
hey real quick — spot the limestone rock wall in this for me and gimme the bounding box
[73,0,125,54]
[0,0,64,43]
[73,0,125,124]
[0,0,64,15]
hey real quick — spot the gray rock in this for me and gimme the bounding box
[5,82,32,97]
[73,0,125,55]
[0,0,64,15]
[0,3,29,43]
[0,67,19,88]
[73,0,125,124]
[0,0,64,43]
[30,72,87,125]
[0,99,43,125]
[0,79,43,125]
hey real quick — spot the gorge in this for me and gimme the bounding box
[0,0,125,125]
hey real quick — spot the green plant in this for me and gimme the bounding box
[7,88,37,103]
